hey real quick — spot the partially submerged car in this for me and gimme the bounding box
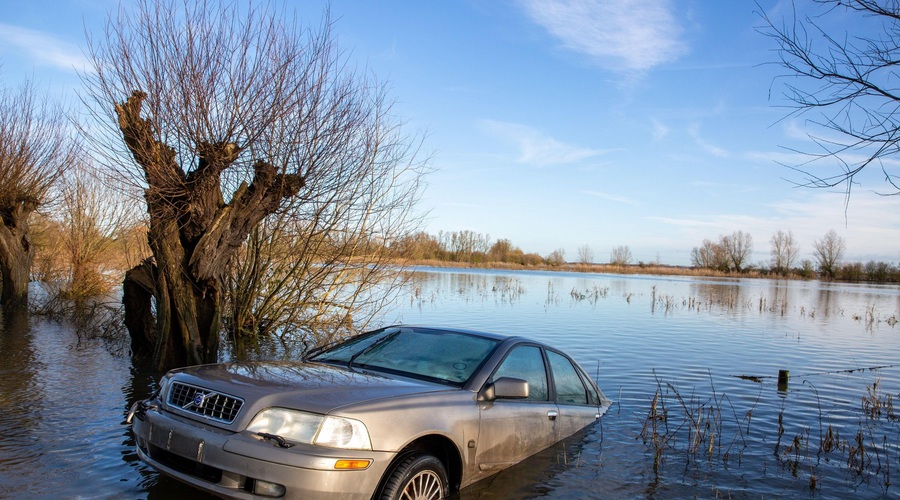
[128,325,611,499]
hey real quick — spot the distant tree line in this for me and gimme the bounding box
[690,229,900,283]
[394,227,900,284]
[393,231,546,266]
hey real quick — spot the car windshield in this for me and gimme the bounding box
[309,327,500,386]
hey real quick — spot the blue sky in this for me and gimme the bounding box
[2,0,899,266]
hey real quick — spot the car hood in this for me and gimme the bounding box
[164,360,459,426]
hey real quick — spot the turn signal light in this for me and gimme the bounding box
[334,459,372,470]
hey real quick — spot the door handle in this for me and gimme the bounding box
[547,410,558,421]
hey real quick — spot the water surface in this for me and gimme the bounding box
[0,269,897,499]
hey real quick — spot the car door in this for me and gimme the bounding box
[474,344,559,479]
[546,350,601,439]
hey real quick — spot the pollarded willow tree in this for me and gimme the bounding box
[0,78,75,307]
[81,0,427,369]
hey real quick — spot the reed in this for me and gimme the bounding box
[862,378,896,421]
[563,281,897,331]
[638,373,898,492]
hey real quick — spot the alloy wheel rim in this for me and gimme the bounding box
[399,470,443,500]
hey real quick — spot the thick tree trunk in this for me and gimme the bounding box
[123,262,156,358]
[123,227,224,369]
[116,91,302,370]
[150,223,222,369]
[0,216,34,308]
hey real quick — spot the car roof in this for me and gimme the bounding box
[389,324,534,346]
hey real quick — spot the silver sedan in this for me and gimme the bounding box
[128,325,611,499]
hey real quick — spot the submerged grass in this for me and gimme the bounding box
[638,374,899,494]
[401,268,900,497]
[564,281,900,329]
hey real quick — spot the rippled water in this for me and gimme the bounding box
[1,269,898,499]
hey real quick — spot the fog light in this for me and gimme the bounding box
[334,459,372,470]
[253,479,286,497]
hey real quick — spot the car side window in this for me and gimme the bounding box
[577,366,602,406]
[547,351,588,405]
[493,345,548,401]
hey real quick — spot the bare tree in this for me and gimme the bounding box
[223,203,410,350]
[691,233,752,272]
[81,0,426,369]
[722,231,753,272]
[0,78,75,307]
[609,245,631,266]
[396,231,443,261]
[546,248,566,266]
[691,239,719,269]
[55,160,138,299]
[442,230,490,262]
[770,230,800,275]
[577,244,594,265]
[813,229,845,279]
[489,238,515,262]
[761,1,900,200]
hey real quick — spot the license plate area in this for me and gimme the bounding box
[149,423,206,463]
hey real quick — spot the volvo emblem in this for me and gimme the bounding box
[184,392,212,410]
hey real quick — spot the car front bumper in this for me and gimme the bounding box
[130,401,395,499]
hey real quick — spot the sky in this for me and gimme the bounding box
[1,0,899,266]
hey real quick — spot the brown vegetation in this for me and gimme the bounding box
[78,0,426,370]
[0,78,76,307]
[396,229,900,283]
[640,374,898,492]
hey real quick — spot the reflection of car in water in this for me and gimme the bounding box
[128,325,611,499]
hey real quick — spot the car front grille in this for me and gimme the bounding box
[168,382,244,423]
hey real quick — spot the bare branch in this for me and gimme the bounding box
[760,0,900,201]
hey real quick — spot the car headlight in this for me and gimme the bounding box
[246,408,372,450]
[315,415,372,450]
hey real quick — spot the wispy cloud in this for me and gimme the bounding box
[0,23,90,72]
[647,216,724,229]
[518,0,687,72]
[649,192,900,262]
[688,124,729,158]
[582,190,640,206]
[650,118,669,141]
[479,119,612,165]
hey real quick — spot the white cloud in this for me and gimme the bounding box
[688,124,729,158]
[582,190,640,206]
[650,118,669,141]
[0,23,90,73]
[518,0,687,72]
[479,119,612,165]
[650,192,900,263]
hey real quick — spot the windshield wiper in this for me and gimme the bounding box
[347,330,401,369]
[257,432,293,449]
[304,342,333,361]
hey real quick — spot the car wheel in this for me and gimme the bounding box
[379,452,449,500]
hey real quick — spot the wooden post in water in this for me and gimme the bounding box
[777,369,790,392]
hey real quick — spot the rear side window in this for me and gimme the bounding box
[492,345,548,401]
[547,351,588,405]
[577,366,603,406]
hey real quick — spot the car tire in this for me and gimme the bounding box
[378,452,449,500]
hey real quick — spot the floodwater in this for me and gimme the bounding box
[1,267,899,499]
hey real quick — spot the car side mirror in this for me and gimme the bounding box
[479,377,529,401]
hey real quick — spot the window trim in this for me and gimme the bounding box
[487,343,551,403]
[546,349,594,407]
